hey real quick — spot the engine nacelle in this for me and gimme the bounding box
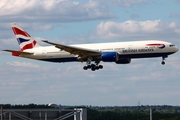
[116,58,131,64]
[101,52,119,62]
[101,52,131,64]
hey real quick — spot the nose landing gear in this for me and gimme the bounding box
[161,56,168,65]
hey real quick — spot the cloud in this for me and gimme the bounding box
[112,0,146,7]
[91,20,180,41]
[130,14,140,19]
[167,57,180,69]
[169,13,180,18]
[136,89,180,104]
[6,61,40,68]
[128,71,164,81]
[0,57,179,105]
[1,38,19,50]
[0,0,180,106]
[0,0,115,24]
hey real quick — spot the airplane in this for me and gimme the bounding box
[3,23,179,71]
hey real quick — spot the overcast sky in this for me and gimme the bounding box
[0,0,180,106]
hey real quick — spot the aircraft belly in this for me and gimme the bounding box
[20,51,78,62]
[119,52,174,59]
[39,53,77,62]
[39,57,78,62]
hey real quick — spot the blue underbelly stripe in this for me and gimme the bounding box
[38,52,174,62]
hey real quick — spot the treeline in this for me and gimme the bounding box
[86,107,180,120]
[0,104,180,120]
[0,104,51,109]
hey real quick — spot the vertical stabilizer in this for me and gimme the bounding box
[11,23,41,51]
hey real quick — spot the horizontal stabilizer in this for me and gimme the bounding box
[2,49,33,56]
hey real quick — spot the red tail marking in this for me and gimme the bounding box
[12,52,20,56]
[12,27,31,37]
[21,40,37,50]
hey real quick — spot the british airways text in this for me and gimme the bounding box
[122,49,154,53]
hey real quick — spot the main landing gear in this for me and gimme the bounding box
[161,56,167,65]
[83,61,103,71]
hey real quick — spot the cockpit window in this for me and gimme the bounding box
[169,44,175,47]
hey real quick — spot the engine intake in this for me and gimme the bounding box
[101,52,131,64]
[101,52,119,62]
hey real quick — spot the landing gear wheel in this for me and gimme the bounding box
[91,66,96,71]
[161,61,165,65]
[91,64,95,68]
[99,65,103,69]
[83,66,88,70]
[161,56,167,65]
[95,66,99,70]
[83,61,103,71]
[87,65,91,69]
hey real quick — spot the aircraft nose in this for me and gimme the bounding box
[173,46,179,53]
[175,47,179,52]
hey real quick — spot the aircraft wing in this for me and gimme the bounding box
[42,40,101,59]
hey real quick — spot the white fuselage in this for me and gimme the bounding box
[20,40,178,63]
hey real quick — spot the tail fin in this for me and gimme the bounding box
[11,23,41,51]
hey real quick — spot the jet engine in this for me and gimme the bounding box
[101,52,131,64]
[115,58,131,64]
[101,52,119,62]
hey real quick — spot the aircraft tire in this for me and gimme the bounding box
[91,64,95,68]
[83,66,88,70]
[87,65,91,69]
[161,61,165,65]
[99,65,103,69]
[95,66,99,70]
[91,66,96,71]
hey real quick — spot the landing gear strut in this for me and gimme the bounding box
[83,61,103,71]
[161,56,168,65]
